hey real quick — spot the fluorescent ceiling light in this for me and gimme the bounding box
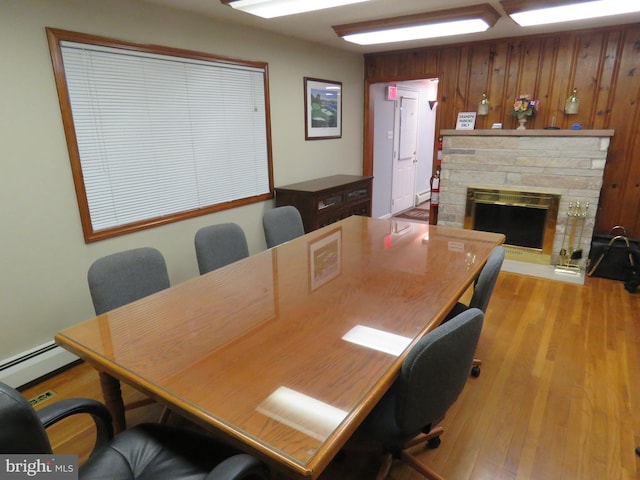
[221,0,372,19]
[341,19,492,45]
[333,4,501,46]
[500,0,640,27]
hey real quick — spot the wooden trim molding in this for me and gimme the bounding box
[440,129,615,137]
[333,3,501,37]
[499,0,583,16]
[45,27,274,243]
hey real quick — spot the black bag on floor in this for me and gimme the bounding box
[588,226,640,293]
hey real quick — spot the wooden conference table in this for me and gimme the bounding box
[55,216,504,479]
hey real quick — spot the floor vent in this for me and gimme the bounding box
[28,389,57,407]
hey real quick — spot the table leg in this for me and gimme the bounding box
[98,371,126,434]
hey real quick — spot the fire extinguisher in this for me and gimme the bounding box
[432,136,443,206]
[429,172,440,225]
[430,172,440,207]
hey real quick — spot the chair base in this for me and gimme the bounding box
[399,449,445,480]
[347,426,446,480]
[471,358,482,377]
[375,426,445,480]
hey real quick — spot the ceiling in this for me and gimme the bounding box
[136,0,640,53]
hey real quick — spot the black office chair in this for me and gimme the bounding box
[444,245,505,376]
[87,247,171,415]
[0,381,269,480]
[355,308,484,480]
[262,206,305,248]
[194,223,249,275]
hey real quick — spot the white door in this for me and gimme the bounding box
[391,89,419,214]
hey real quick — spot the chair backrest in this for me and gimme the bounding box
[194,223,249,275]
[469,246,505,313]
[394,308,484,435]
[88,247,170,315]
[0,381,52,454]
[262,206,305,248]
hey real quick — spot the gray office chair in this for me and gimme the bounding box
[88,247,170,315]
[0,381,269,480]
[87,247,170,414]
[357,308,484,480]
[263,206,305,248]
[194,223,249,275]
[444,245,505,377]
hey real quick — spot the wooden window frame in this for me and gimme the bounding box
[46,28,274,243]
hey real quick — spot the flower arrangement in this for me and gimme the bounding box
[510,95,538,120]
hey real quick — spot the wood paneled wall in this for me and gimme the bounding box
[363,23,640,236]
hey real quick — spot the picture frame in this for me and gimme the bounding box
[304,77,342,140]
[308,227,342,291]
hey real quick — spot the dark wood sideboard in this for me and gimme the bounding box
[274,175,373,233]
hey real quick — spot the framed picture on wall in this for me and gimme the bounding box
[304,77,342,140]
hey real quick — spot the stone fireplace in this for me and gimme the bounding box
[438,129,614,266]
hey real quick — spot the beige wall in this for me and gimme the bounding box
[0,0,364,361]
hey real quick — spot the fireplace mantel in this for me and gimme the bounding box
[440,129,614,137]
[438,130,613,266]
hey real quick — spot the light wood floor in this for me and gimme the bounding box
[21,271,640,479]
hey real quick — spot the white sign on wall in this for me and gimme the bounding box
[456,112,477,130]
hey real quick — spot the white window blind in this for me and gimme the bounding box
[56,38,271,239]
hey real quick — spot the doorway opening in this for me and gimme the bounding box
[369,79,438,219]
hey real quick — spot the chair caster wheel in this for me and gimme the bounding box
[427,436,441,449]
[471,365,481,377]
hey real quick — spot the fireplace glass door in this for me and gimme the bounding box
[465,187,560,264]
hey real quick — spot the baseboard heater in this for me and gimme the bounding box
[415,191,430,205]
[0,341,79,389]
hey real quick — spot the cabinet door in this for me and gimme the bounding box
[344,202,370,217]
[317,193,343,212]
[345,186,370,204]
[317,211,346,229]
